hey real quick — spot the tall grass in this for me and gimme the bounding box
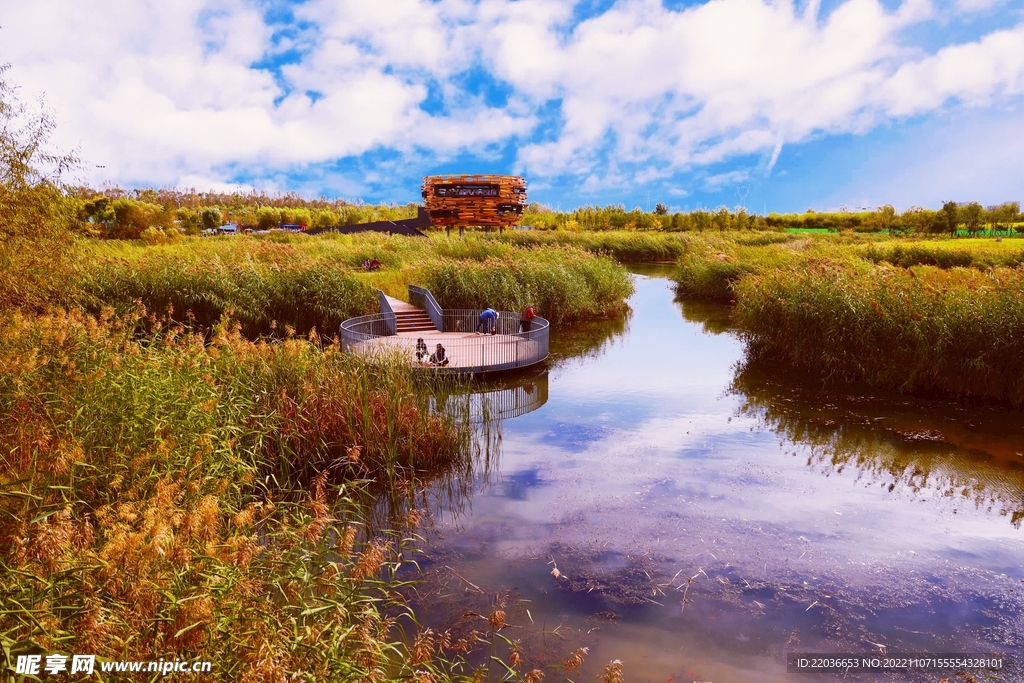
[862,241,1024,269]
[735,261,1024,405]
[486,230,695,262]
[672,235,811,300]
[420,246,634,323]
[0,308,476,679]
[80,239,378,337]
[76,234,635,335]
[668,233,1024,405]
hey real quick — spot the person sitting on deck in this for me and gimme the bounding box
[429,343,449,367]
[476,308,498,334]
[362,259,371,270]
[519,305,537,333]
[415,338,428,363]
[370,257,381,270]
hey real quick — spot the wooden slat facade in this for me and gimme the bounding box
[421,174,527,227]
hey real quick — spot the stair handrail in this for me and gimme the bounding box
[377,290,397,335]
[408,285,444,331]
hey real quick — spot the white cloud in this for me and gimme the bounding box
[955,0,1011,13]
[1,0,1021,192]
[704,169,750,188]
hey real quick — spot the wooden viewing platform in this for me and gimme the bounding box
[339,287,550,375]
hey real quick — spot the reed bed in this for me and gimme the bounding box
[672,235,813,300]
[76,234,634,336]
[735,261,1024,405]
[669,233,1024,405]
[487,230,695,262]
[862,241,1024,270]
[0,307,480,679]
[80,239,378,337]
[420,246,634,324]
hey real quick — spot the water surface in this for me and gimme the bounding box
[417,267,1024,682]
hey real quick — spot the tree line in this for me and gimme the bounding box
[73,186,419,240]
[521,201,1022,234]
[58,186,1024,241]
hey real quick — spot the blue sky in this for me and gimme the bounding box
[2,0,1021,213]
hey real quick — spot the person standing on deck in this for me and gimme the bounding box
[476,308,497,334]
[519,305,536,333]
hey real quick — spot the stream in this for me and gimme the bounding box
[415,265,1024,682]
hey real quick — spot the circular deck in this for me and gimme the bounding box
[340,291,550,375]
[347,330,544,373]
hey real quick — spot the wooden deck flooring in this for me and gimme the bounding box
[383,295,424,315]
[351,330,541,371]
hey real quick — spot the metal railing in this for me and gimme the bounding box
[408,285,444,331]
[433,372,549,423]
[340,289,550,374]
[339,313,394,351]
[377,291,397,335]
[468,376,548,422]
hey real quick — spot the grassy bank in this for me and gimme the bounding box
[670,234,1024,405]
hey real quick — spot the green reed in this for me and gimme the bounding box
[668,233,1024,405]
[420,246,634,324]
[735,260,1024,405]
[74,234,634,337]
[486,230,695,262]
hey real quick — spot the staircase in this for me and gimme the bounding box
[384,295,437,334]
[395,309,436,333]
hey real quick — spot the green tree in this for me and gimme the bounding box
[0,64,80,310]
[281,207,311,226]
[900,206,932,235]
[713,206,731,232]
[938,201,959,236]
[987,202,1020,233]
[733,207,749,230]
[255,206,280,230]
[960,201,983,236]
[874,205,896,233]
[176,207,202,235]
[83,195,115,229]
[691,209,711,232]
[669,212,690,232]
[654,202,668,215]
[201,206,223,231]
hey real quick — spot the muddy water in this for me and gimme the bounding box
[418,266,1024,682]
